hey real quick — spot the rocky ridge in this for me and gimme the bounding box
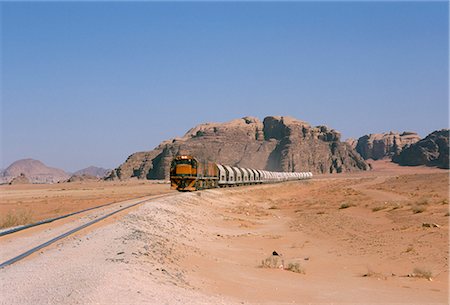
[392,129,449,169]
[73,166,111,178]
[67,174,99,183]
[108,116,369,180]
[354,132,420,160]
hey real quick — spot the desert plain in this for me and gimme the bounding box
[0,160,448,304]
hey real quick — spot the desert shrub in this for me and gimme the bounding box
[412,205,426,214]
[285,262,305,274]
[390,203,402,210]
[0,209,33,228]
[416,198,429,205]
[405,245,414,253]
[362,269,386,280]
[412,267,433,280]
[339,202,353,209]
[261,255,283,269]
[372,206,387,212]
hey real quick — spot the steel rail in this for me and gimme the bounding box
[0,194,171,269]
[0,194,163,237]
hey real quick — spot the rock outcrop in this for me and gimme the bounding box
[67,174,99,183]
[2,159,69,183]
[392,129,449,169]
[345,138,357,150]
[108,116,369,180]
[354,132,420,160]
[9,173,30,185]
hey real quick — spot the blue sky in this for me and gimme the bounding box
[1,1,448,172]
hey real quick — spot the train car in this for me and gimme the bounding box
[170,155,313,191]
[170,155,219,191]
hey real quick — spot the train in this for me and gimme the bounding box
[170,155,313,191]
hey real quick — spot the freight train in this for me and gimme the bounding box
[170,155,313,191]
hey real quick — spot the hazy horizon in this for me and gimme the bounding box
[1,2,448,172]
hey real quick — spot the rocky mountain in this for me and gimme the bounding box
[73,166,111,178]
[108,116,369,180]
[1,159,70,184]
[392,129,449,169]
[354,131,420,160]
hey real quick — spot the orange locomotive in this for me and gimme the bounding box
[170,155,219,191]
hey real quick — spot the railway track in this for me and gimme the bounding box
[0,193,173,269]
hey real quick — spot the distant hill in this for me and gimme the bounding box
[108,116,369,180]
[73,166,111,178]
[1,159,69,184]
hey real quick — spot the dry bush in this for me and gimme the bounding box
[261,255,283,269]
[412,205,426,214]
[260,255,305,274]
[416,198,429,205]
[339,202,354,209]
[362,269,387,280]
[0,209,33,228]
[411,267,433,280]
[372,206,387,212]
[390,203,402,210]
[285,262,305,274]
[405,245,414,253]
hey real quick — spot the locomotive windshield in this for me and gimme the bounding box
[176,159,192,165]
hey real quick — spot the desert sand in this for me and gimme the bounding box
[0,180,171,228]
[0,160,448,304]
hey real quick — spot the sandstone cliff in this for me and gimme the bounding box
[108,116,368,180]
[392,129,449,169]
[354,132,420,160]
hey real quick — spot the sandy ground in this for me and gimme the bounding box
[0,160,448,304]
[0,180,171,228]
